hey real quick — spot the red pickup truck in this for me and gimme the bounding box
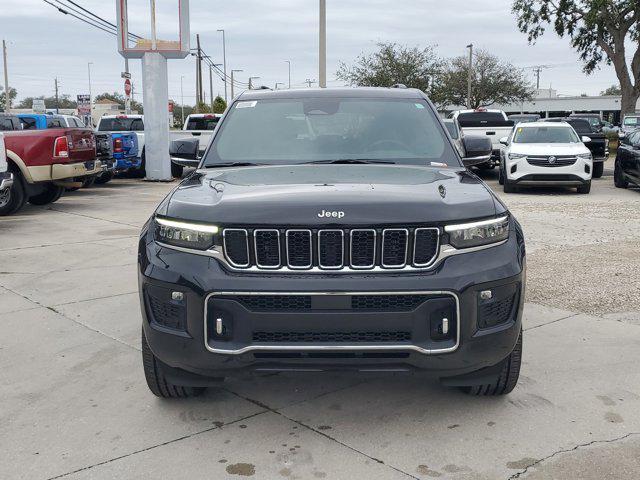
[0,128,102,215]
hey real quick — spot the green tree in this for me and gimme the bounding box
[0,86,17,110]
[336,42,440,93]
[513,0,640,114]
[94,92,144,113]
[17,95,77,110]
[212,95,227,114]
[431,50,533,109]
[601,84,622,96]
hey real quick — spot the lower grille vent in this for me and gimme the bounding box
[253,331,411,343]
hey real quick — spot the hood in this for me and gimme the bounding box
[509,143,591,156]
[160,164,498,226]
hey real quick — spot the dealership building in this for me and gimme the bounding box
[494,89,632,123]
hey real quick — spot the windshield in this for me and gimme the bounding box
[98,118,144,131]
[624,116,640,126]
[513,126,580,144]
[573,116,601,127]
[203,97,459,167]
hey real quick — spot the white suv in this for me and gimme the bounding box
[499,121,593,194]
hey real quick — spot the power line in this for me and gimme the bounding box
[43,0,140,41]
[61,0,141,39]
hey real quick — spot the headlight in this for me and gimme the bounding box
[445,216,509,249]
[507,153,526,160]
[154,216,218,250]
[577,153,592,160]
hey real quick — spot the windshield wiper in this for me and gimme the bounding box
[301,159,396,165]
[203,162,264,168]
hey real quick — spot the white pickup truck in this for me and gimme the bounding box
[96,113,220,176]
[450,109,515,169]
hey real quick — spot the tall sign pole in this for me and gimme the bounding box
[116,0,190,181]
[466,43,473,109]
[319,0,326,88]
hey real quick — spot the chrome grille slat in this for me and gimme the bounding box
[254,229,281,269]
[381,229,409,268]
[286,230,312,269]
[222,227,440,272]
[526,155,578,167]
[318,229,344,269]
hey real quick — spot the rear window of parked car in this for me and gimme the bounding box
[0,117,19,130]
[20,117,37,130]
[186,117,219,130]
[46,118,64,128]
[457,112,513,128]
[98,118,144,131]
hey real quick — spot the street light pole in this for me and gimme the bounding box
[285,60,291,89]
[217,29,227,103]
[87,62,93,102]
[466,43,473,109]
[319,0,326,88]
[248,76,260,90]
[180,75,185,125]
[230,69,243,99]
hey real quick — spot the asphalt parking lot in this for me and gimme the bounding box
[1,160,639,480]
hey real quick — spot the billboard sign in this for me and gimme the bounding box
[77,94,91,116]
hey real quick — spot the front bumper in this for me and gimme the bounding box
[506,156,592,185]
[0,171,13,190]
[138,221,526,381]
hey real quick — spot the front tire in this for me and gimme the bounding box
[577,181,591,194]
[614,161,629,188]
[463,332,522,396]
[503,178,517,193]
[28,184,64,206]
[141,328,206,398]
[0,169,27,216]
[498,164,505,185]
[592,162,604,179]
[82,176,96,188]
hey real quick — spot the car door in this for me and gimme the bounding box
[617,131,634,174]
[631,132,640,181]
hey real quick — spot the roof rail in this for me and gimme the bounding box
[391,84,408,89]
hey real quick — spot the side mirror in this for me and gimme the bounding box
[499,136,509,146]
[581,136,592,143]
[170,137,201,167]
[462,135,492,168]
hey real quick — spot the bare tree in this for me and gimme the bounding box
[431,50,533,109]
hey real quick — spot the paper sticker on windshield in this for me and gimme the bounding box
[236,101,257,109]
[414,103,425,109]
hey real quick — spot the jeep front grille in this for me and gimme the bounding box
[222,226,439,271]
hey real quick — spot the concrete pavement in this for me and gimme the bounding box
[1,169,638,480]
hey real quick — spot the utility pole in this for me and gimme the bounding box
[319,0,327,88]
[217,29,227,103]
[533,67,542,90]
[3,39,10,112]
[285,60,291,89]
[195,34,203,112]
[180,75,185,125]
[209,65,214,111]
[230,69,243,99]
[54,77,60,114]
[305,78,317,88]
[466,43,473,109]
[248,76,260,90]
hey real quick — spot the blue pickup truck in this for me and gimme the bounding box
[94,132,139,184]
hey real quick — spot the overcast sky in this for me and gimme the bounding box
[1,0,620,105]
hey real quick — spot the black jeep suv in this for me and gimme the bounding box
[138,88,526,398]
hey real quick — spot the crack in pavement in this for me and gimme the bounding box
[0,235,137,252]
[52,291,138,307]
[0,285,140,352]
[46,207,141,228]
[524,313,580,332]
[506,432,640,479]
[226,389,420,479]
[45,410,268,480]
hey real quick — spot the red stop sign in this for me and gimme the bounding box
[124,79,132,97]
